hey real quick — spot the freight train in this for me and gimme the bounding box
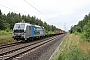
[12,23,64,42]
[56,29,64,34]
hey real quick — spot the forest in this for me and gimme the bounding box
[69,12,90,42]
[0,10,58,34]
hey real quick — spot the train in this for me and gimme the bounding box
[12,23,64,42]
[56,29,64,34]
[12,23,45,41]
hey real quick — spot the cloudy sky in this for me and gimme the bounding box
[0,0,90,31]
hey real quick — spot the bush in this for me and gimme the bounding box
[58,47,89,60]
[5,28,10,32]
[81,32,90,42]
[74,31,79,35]
[0,30,13,35]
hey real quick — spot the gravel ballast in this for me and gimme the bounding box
[16,34,65,60]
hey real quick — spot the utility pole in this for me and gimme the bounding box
[64,23,66,32]
[59,22,66,32]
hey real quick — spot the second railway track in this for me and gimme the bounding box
[0,35,62,60]
[0,42,21,49]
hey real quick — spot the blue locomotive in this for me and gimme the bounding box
[12,23,44,41]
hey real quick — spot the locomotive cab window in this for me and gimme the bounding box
[13,24,25,33]
[14,24,25,30]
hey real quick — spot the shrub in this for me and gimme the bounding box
[0,30,13,35]
[58,48,84,60]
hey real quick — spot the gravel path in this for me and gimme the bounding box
[16,34,65,60]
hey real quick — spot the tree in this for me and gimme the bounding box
[83,20,90,41]
[0,10,58,32]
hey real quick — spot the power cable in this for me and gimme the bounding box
[0,4,16,12]
[24,0,51,20]
[0,4,24,14]
[3,0,28,14]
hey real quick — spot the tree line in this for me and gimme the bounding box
[69,12,90,42]
[0,10,58,32]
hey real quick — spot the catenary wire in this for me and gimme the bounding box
[0,4,24,15]
[24,0,51,20]
[3,0,29,14]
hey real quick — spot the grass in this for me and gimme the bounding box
[0,34,16,45]
[0,30,13,35]
[79,41,90,55]
[0,30,16,45]
[51,33,90,60]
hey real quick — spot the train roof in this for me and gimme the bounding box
[15,23,44,28]
[15,23,31,26]
[34,25,41,27]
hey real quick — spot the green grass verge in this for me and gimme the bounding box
[0,30,13,35]
[0,30,16,45]
[51,34,90,60]
[0,34,16,45]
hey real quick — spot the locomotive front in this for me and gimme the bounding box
[12,23,26,41]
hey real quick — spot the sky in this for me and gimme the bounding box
[0,0,90,31]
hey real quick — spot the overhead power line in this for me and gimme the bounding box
[24,0,51,20]
[0,4,16,12]
[0,4,24,14]
[3,0,28,14]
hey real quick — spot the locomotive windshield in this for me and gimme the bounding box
[14,24,25,30]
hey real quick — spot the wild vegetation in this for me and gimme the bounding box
[69,12,90,42]
[0,34,16,45]
[51,34,90,60]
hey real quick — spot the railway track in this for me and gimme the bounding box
[0,42,21,49]
[0,37,49,50]
[0,35,61,60]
